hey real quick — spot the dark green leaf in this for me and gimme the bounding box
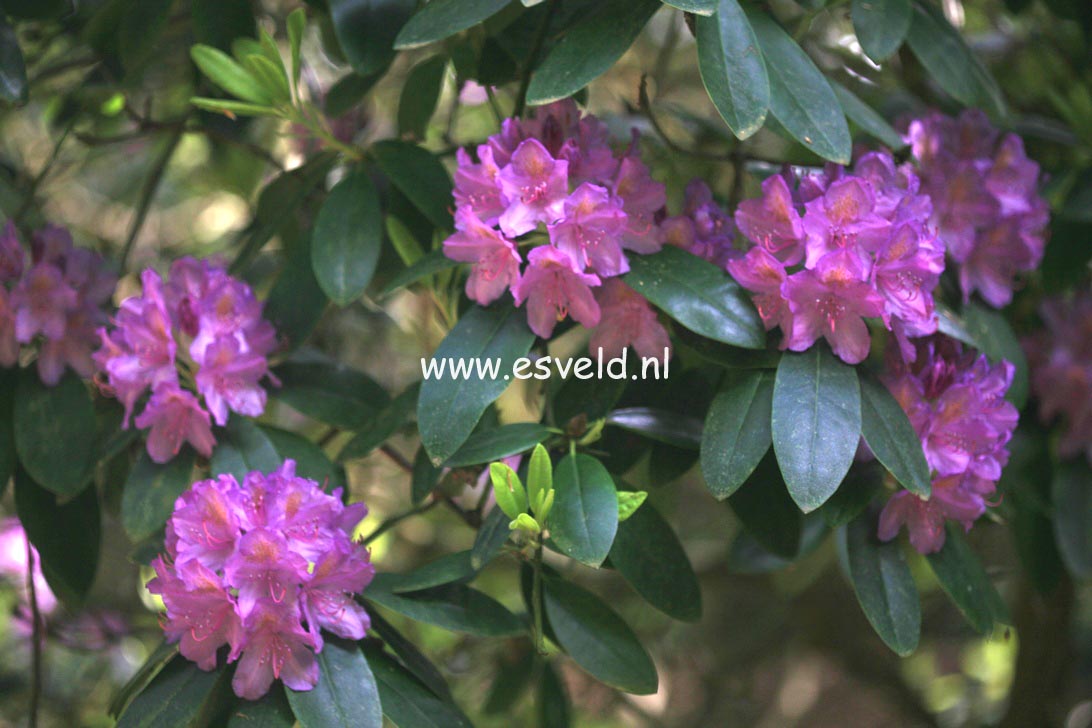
[329,0,416,76]
[1053,459,1092,579]
[859,371,930,497]
[108,642,179,719]
[193,0,256,53]
[445,423,551,467]
[418,304,535,463]
[384,551,477,593]
[367,581,523,637]
[820,461,882,528]
[609,501,702,621]
[772,346,861,512]
[273,360,389,429]
[371,140,453,229]
[398,55,448,139]
[838,515,920,656]
[262,426,346,490]
[624,246,765,348]
[325,72,383,117]
[961,301,1029,408]
[368,612,452,700]
[525,0,661,105]
[605,407,701,450]
[663,0,716,13]
[225,686,295,727]
[484,649,535,714]
[312,167,383,306]
[851,0,911,62]
[396,0,510,49]
[0,16,27,104]
[695,0,768,139]
[470,505,511,569]
[701,369,773,499]
[380,249,459,296]
[905,2,1006,119]
[265,234,328,350]
[745,9,851,163]
[119,0,173,72]
[121,449,197,541]
[538,661,572,728]
[210,416,281,481]
[411,445,440,504]
[549,453,619,567]
[14,370,95,496]
[543,576,658,694]
[727,513,826,573]
[926,525,1008,633]
[1,0,67,19]
[831,82,907,150]
[0,368,16,490]
[287,637,382,728]
[116,657,222,728]
[339,382,419,462]
[366,648,474,728]
[726,451,801,558]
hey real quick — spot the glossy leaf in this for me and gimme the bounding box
[108,642,179,719]
[368,612,452,700]
[820,461,883,528]
[116,657,223,728]
[14,370,95,497]
[831,82,906,150]
[398,55,447,139]
[395,0,511,49]
[550,453,619,567]
[624,246,765,349]
[851,0,911,62]
[525,0,661,105]
[926,525,1009,633]
[366,581,524,637]
[610,501,702,621]
[663,0,717,13]
[210,416,282,481]
[446,423,551,467]
[746,9,851,163]
[0,16,27,103]
[371,140,453,229]
[962,301,1029,408]
[838,515,920,656]
[1053,459,1092,578]
[411,445,441,504]
[772,346,861,512]
[366,648,474,728]
[418,304,535,463]
[338,382,419,462]
[471,505,512,569]
[225,686,295,727]
[543,576,658,694]
[728,513,827,573]
[726,451,802,558]
[701,369,774,499]
[859,371,930,497]
[121,449,197,541]
[265,234,328,350]
[605,407,702,450]
[383,551,477,594]
[490,461,528,519]
[262,426,346,490]
[273,360,389,430]
[329,0,416,76]
[695,0,769,139]
[287,637,382,728]
[311,167,383,306]
[380,249,459,296]
[527,443,552,513]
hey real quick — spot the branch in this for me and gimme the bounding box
[513,0,560,118]
[26,538,42,728]
[119,127,184,271]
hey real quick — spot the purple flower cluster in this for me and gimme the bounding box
[94,258,277,464]
[907,110,1048,308]
[877,338,1018,553]
[660,179,738,268]
[147,460,373,700]
[445,100,671,357]
[726,152,945,364]
[0,223,115,385]
[1024,293,1092,464]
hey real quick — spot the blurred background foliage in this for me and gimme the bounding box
[0,0,1091,726]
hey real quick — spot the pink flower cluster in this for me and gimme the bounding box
[877,338,1018,553]
[148,460,374,700]
[445,100,672,359]
[94,258,277,464]
[907,110,1047,308]
[0,223,115,385]
[660,179,738,268]
[726,152,945,364]
[1024,293,1092,464]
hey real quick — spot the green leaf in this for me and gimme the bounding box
[926,525,1008,633]
[383,551,477,593]
[538,661,572,728]
[14,370,95,497]
[108,642,179,719]
[616,490,647,521]
[210,416,282,481]
[726,451,801,558]
[851,0,911,62]
[226,686,295,727]
[190,97,278,118]
[380,249,459,297]
[121,449,197,541]
[368,612,453,700]
[273,360,389,429]
[386,215,425,267]
[371,140,453,229]
[838,515,920,656]
[366,648,474,728]
[663,0,717,14]
[418,305,535,463]
[695,0,769,139]
[772,346,861,512]
[396,0,510,49]
[398,55,447,139]
[244,51,290,104]
[288,8,307,88]
[550,453,619,567]
[543,576,658,694]
[609,501,702,621]
[0,369,16,490]
[905,2,1005,119]
[329,0,414,75]
[262,426,346,490]
[118,0,172,72]
[265,234,328,351]
[525,0,661,105]
[745,9,851,163]
[1,0,67,19]
[701,369,774,499]
[325,72,383,117]
[446,423,551,467]
[337,382,419,463]
[311,167,383,306]
[471,505,511,569]
[490,462,528,519]
[15,469,100,606]
[961,301,1029,408]
[527,443,552,513]
[604,407,702,450]
[191,44,273,104]
[367,581,524,636]
[624,246,765,349]
[858,371,930,497]
[830,82,907,150]
[820,461,883,528]
[0,16,27,103]
[1053,459,1092,579]
[728,513,826,573]
[116,657,223,728]
[286,637,382,728]
[411,445,441,504]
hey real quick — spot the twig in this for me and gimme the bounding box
[25,538,42,728]
[379,444,414,474]
[14,122,74,226]
[119,127,184,271]
[531,539,545,654]
[362,500,438,545]
[513,0,560,118]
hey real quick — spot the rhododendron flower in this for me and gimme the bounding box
[0,518,58,616]
[613,152,666,253]
[877,338,1018,553]
[95,257,277,462]
[148,460,374,700]
[588,279,671,360]
[512,246,601,339]
[802,177,891,269]
[497,138,570,237]
[443,207,522,306]
[549,183,628,276]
